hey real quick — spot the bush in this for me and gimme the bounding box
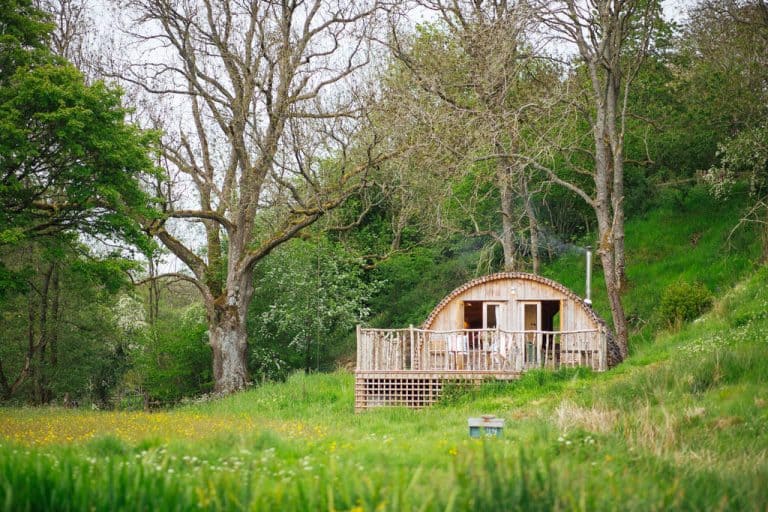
[123,304,213,404]
[249,345,289,383]
[657,281,713,327]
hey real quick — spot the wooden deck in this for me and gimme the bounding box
[355,327,607,411]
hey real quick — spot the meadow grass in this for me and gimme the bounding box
[1,266,767,510]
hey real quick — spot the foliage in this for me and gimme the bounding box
[704,123,768,258]
[0,62,158,251]
[0,0,160,405]
[0,0,158,254]
[705,124,768,199]
[248,237,380,373]
[377,13,561,271]
[0,241,136,404]
[368,243,479,328]
[0,0,53,86]
[124,303,212,405]
[249,346,289,384]
[657,281,713,327]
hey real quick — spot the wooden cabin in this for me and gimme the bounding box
[355,272,617,411]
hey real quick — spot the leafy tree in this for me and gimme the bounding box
[0,0,159,403]
[704,124,768,260]
[248,238,379,374]
[368,243,480,328]
[686,0,768,260]
[530,0,662,359]
[0,0,52,85]
[122,301,213,405]
[0,239,137,403]
[382,3,556,273]
[0,0,157,253]
[679,0,768,141]
[0,64,158,249]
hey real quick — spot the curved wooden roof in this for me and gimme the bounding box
[422,271,607,330]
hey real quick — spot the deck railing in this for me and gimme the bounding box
[356,327,607,373]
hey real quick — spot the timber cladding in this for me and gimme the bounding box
[422,271,605,333]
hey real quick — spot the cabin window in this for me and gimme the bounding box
[463,301,503,330]
[484,303,498,329]
[523,303,539,331]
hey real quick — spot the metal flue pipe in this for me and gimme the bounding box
[585,246,593,307]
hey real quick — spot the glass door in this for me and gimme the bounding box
[521,302,541,365]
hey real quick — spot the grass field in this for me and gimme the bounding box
[2,266,767,510]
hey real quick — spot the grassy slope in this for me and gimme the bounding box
[544,185,761,345]
[1,188,767,511]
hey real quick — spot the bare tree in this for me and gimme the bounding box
[530,0,661,358]
[118,0,387,393]
[383,0,551,272]
[36,0,96,74]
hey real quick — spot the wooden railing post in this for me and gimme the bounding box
[536,332,542,368]
[356,325,362,370]
[600,327,607,371]
[409,325,415,371]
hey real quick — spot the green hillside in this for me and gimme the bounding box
[544,185,762,345]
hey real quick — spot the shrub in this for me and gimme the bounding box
[123,304,213,404]
[657,281,713,327]
[249,345,289,383]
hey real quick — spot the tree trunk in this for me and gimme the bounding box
[33,264,54,404]
[596,202,629,360]
[208,272,253,394]
[500,176,516,271]
[520,172,540,274]
[762,206,768,264]
[304,336,313,374]
[607,73,627,293]
[209,305,250,393]
[588,64,629,360]
[148,258,160,325]
[600,250,629,360]
[49,265,60,369]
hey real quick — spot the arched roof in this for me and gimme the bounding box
[422,271,607,330]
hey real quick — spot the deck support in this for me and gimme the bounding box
[354,371,520,412]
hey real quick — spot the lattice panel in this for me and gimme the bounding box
[355,375,486,411]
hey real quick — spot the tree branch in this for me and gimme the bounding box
[166,209,235,232]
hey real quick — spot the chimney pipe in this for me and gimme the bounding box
[585,246,593,307]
